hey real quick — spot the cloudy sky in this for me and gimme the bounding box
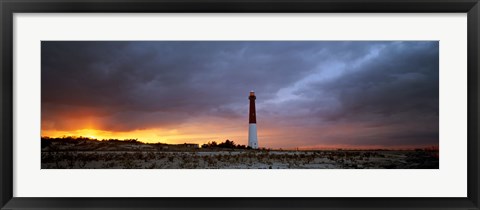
[41,41,439,149]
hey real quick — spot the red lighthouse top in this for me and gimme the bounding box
[249,91,256,123]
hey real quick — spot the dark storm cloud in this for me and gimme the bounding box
[42,42,327,129]
[256,42,439,147]
[41,41,438,147]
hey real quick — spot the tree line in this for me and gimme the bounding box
[201,139,251,149]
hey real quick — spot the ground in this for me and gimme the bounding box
[41,150,439,169]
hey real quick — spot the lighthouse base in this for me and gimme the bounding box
[248,123,258,149]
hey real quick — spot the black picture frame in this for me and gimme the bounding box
[1,0,479,209]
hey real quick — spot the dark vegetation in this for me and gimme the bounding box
[201,139,251,149]
[41,136,253,152]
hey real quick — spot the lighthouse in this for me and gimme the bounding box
[248,91,258,149]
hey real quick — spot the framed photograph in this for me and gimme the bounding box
[1,0,479,209]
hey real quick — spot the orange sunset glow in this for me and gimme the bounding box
[42,126,248,145]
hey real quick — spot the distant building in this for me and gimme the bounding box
[183,143,199,149]
[173,143,199,149]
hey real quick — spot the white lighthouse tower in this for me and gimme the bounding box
[248,91,258,149]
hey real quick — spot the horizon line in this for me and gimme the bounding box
[41,135,439,151]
